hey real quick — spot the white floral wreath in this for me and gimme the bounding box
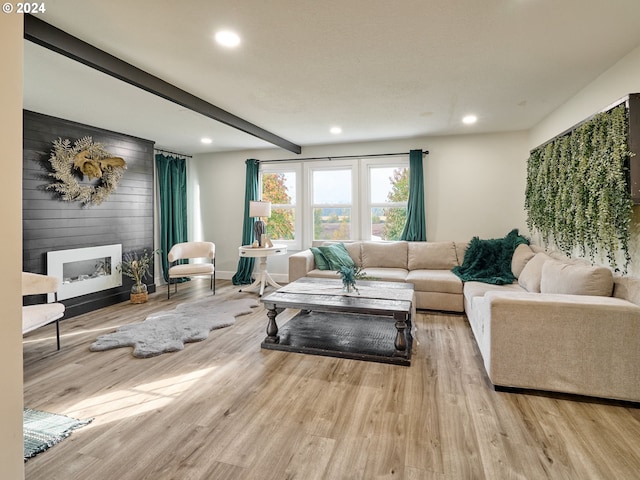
[47,136,127,206]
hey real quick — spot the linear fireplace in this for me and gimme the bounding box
[47,244,123,301]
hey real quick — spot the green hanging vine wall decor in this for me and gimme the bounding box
[525,104,633,272]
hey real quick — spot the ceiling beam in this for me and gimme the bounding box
[24,14,302,154]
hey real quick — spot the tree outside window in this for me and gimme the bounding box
[370,166,408,240]
[262,171,295,241]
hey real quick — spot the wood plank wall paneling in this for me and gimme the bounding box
[23,110,156,317]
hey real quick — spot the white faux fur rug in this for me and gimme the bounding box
[89,297,259,358]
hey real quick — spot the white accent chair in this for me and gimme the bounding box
[22,272,65,350]
[167,242,216,299]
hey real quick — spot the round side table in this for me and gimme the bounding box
[238,244,288,296]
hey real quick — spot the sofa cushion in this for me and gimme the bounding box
[407,242,458,270]
[511,243,535,278]
[518,252,552,293]
[540,260,614,297]
[306,269,341,280]
[454,242,468,266]
[317,243,355,270]
[406,270,463,294]
[309,247,331,270]
[361,241,408,269]
[463,280,525,300]
[360,267,408,283]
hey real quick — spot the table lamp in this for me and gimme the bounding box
[249,200,271,247]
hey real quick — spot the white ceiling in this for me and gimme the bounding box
[23,0,640,155]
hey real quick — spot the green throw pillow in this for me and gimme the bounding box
[310,247,331,270]
[318,243,355,270]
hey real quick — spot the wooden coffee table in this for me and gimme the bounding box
[260,277,415,366]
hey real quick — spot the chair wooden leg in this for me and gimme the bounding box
[55,319,60,351]
[167,279,171,299]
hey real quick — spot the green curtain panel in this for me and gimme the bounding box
[232,159,260,285]
[400,149,427,241]
[156,154,188,282]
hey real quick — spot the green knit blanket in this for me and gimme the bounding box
[452,229,529,285]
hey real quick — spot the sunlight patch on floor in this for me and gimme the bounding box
[64,367,218,425]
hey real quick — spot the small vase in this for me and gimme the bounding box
[130,283,148,304]
[342,283,355,294]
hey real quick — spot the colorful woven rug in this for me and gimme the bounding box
[24,408,92,461]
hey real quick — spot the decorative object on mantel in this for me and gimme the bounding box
[338,265,367,294]
[525,103,633,272]
[118,250,158,303]
[89,297,259,358]
[47,136,127,206]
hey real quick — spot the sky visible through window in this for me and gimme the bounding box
[313,169,351,203]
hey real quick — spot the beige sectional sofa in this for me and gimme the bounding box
[288,240,467,311]
[289,240,640,402]
[465,244,640,403]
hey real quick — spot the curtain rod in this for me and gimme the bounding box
[154,147,192,158]
[531,94,633,153]
[258,150,429,163]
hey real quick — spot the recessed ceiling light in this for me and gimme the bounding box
[462,115,478,125]
[330,126,342,134]
[215,30,241,48]
[201,138,213,144]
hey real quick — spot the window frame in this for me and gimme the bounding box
[259,156,411,251]
[360,158,410,241]
[305,160,359,244]
[259,163,302,251]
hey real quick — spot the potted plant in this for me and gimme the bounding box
[337,265,367,294]
[118,250,157,303]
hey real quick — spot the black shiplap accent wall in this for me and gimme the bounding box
[23,110,156,317]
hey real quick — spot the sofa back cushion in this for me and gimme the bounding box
[408,242,458,270]
[361,241,408,269]
[454,242,468,266]
[613,276,640,307]
[511,243,535,278]
[518,252,552,292]
[540,260,613,296]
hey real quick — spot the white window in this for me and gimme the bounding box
[365,161,409,241]
[260,164,301,250]
[309,164,355,241]
[261,156,410,250]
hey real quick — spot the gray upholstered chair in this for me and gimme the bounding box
[167,242,216,299]
[22,272,65,350]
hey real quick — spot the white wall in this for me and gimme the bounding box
[0,13,25,480]
[190,131,529,279]
[530,42,640,276]
[530,44,640,149]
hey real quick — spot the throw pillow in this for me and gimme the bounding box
[318,243,355,270]
[310,247,330,270]
[518,252,552,292]
[540,260,614,296]
[511,243,535,278]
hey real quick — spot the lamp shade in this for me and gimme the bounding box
[249,200,271,218]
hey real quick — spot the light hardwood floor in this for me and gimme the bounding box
[23,279,640,479]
